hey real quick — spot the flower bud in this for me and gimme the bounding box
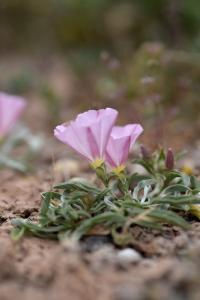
[165,148,174,170]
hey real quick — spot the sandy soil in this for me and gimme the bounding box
[1,168,200,300]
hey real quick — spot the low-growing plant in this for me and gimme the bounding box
[12,108,200,245]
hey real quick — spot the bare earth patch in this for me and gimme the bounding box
[1,169,200,300]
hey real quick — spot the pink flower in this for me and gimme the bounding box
[0,92,26,138]
[54,108,118,163]
[106,124,143,169]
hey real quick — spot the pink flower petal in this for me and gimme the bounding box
[106,124,143,168]
[54,108,118,162]
[111,124,143,145]
[0,92,26,137]
[54,123,92,160]
[106,135,132,167]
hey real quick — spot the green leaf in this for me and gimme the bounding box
[128,173,151,187]
[164,171,182,186]
[132,158,154,174]
[148,209,189,229]
[158,148,166,162]
[0,155,27,172]
[181,174,191,187]
[133,220,163,230]
[152,195,200,205]
[74,212,125,239]
[54,179,100,194]
[161,184,191,195]
[11,227,26,241]
[190,175,200,189]
[40,192,61,218]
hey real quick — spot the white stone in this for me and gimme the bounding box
[117,248,142,266]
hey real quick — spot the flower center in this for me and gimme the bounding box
[182,165,193,175]
[91,158,104,169]
[112,164,125,175]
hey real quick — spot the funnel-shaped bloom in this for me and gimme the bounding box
[54,108,118,163]
[106,124,143,169]
[0,92,26,138]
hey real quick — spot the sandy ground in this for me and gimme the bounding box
[1,169,200,300]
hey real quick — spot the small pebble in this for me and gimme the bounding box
[53,159,80,177]
[62,238,80,253]
[117,248,142,266]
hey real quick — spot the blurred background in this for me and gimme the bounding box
[0,0,200,150]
